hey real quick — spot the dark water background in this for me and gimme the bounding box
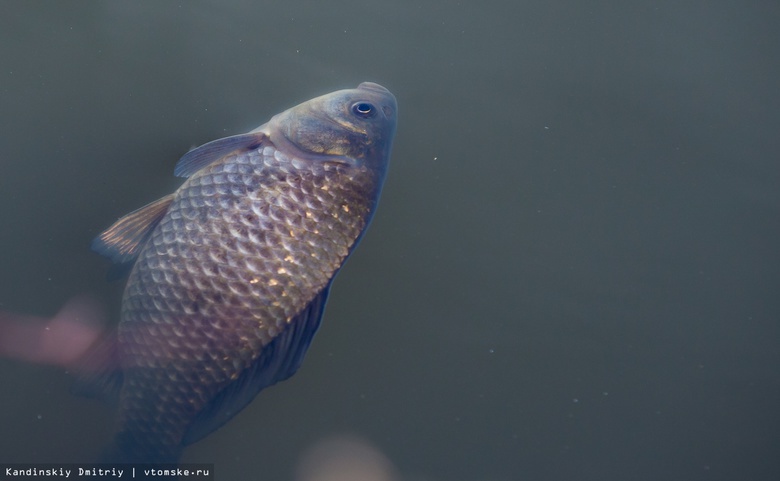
[1,1,778,480]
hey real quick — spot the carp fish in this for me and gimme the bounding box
[88,82,397,462]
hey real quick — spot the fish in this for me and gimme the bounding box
[87,82,397,463]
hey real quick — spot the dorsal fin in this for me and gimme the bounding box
[182,286,331,446]
[174,132,266,177]
[91,194,174,264]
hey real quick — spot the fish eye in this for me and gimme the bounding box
[351,102,376,118]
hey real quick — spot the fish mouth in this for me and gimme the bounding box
[358,82,391,94]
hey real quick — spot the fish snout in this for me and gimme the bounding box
[358,82,391,94]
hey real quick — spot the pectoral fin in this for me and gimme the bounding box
[91,194,174,263]
[174,132,266,177]
[182,285,331,446]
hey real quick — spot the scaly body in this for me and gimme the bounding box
[90,83,397,462]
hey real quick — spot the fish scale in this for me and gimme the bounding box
[90,82,396,462]
[114,150,369,458]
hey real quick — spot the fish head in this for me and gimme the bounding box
[263,82,397,172]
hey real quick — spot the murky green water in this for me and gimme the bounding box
[1,1,778,480]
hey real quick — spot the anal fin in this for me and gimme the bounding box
[70,331,123,403]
